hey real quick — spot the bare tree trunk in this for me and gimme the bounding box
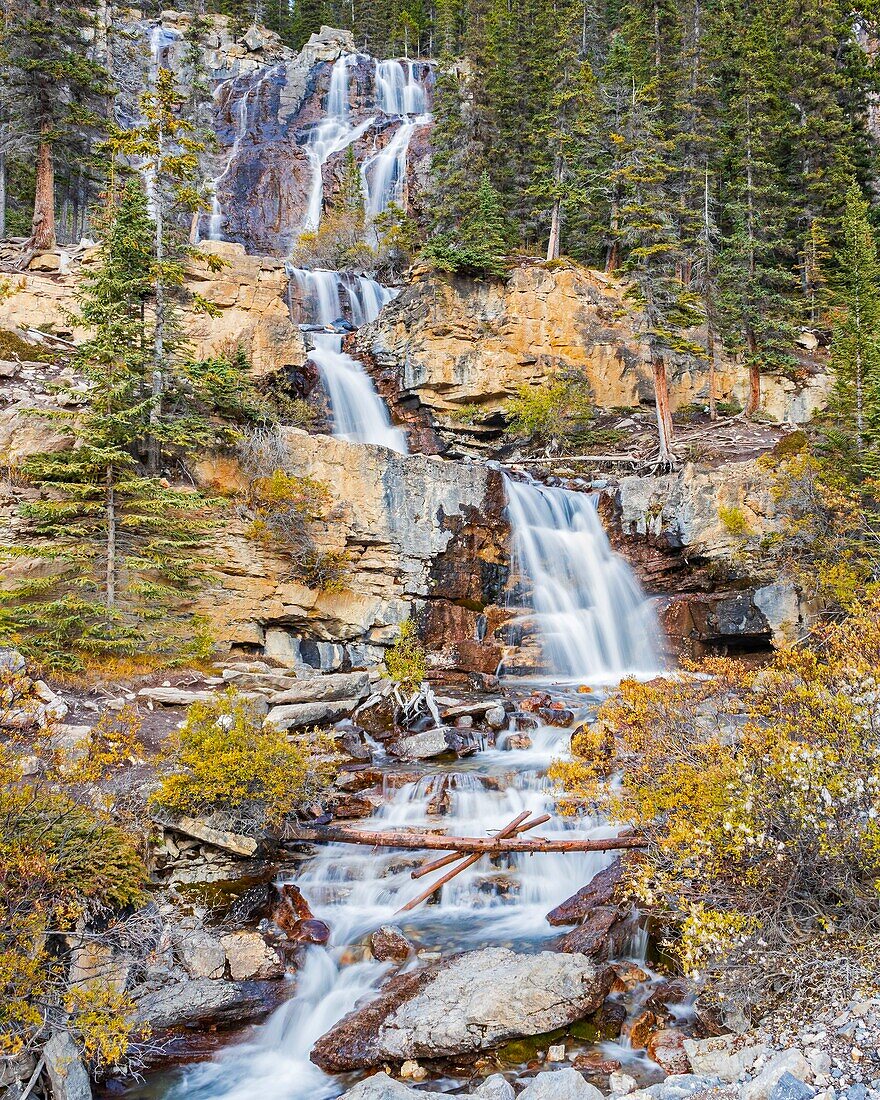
[546,198,561,262]
[30,119,56,250]
[0,151,5,240]
[652,355,673,461]
[745,330,760,416]
[106,466,116,608]
[707,328,717,421]
[149,130,165,475]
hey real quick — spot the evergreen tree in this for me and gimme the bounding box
[826,182,880,476]
[0,0,111,249]
[425,169,508,276]
[0,181,213,667]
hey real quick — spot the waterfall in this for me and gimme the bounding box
[503,477,660,684]
[303,55,376,232]
[361,60,431,219]
[288,267,407,453]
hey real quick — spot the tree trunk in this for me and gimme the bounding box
[30,120,56,250]
[745,330,760,416]
[149,132,165,475]
[546,198,561,262]
[707,327,717,421]
[0,151,5,240]
[106,466,116,608]
[652,354,673,461]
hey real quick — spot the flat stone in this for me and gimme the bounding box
[176,928,226,979]
[133,977,284,1029]
[162,815,258,856]
[268,671,370,705]
[311,948,611,1071]
[518,1067,604,1100]
[391,726,476,760]
[137,686,216,706]
[265,698,358,730]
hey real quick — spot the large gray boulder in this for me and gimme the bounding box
[311,948,611,1072]
[518,1068,604,1100]
[44,1032,91,1100]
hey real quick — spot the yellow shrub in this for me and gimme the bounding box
[383,620,426,691]
[153,689,337,827]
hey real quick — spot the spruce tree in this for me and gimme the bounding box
[0,180,213,668]
[0,0,111,249]
[425,169,509,276]
[826,182,880,477]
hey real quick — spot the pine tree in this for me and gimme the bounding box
[0,180,213,668]
[827,182,880,477]
[425,169,509,276]
[0,0,110,249]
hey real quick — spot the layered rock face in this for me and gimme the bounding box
[192,431,508,676]
[357,263,830,453]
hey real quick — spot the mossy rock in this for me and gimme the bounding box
[0,328,54,363]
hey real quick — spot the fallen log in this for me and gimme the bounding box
[410,811,550,880]
[398,809,538,914]
[284,825,644,854]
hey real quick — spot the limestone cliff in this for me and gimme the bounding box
[357,262,831,454]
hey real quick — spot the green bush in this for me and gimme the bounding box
[384,620,426,690]
[505,375,593,440]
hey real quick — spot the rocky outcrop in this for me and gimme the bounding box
[192,431,508,676]
[311,947,612,1071]
[357,264,830,453]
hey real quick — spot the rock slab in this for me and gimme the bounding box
[311,947,611,1071]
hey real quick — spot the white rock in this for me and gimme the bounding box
[473,1074,516,1100]
[518,1067,604,1100]
[806,1050,831,1077]
[548,1044,567,1063]
[177,928,226,979]
[683,1035,767,1081]
[742,1049,814,1100]
[610,1071,638,1096]
[219,931,283,981]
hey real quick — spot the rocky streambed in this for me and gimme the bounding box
[119,680,696,1100]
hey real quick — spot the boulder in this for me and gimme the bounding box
[547,859,624,925]
[518,1068,604,1100]
[162,815,258,856]
[742,1050,814,1100]
[391,726,477,760]
[220,930,284,980]
[768,1073,817,1100]
[683,1035,766,1081]
[554,906,623,957]
[647,1028,692,1075]
[311,947,612,1071]
[137,686,216,705]
[44,1031,92,1100]
[370,925,413,962]
[339,1073,448,1100]
[265,698,359,730]
[473,1074,516,1099]
[134,977,284,1029]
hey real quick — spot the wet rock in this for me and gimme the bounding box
[573,1054,622,1074]
[370,925,413,962]
[44,1030,92,1100]
[357,694,398,738]
[506,733,533,750]
[338,726,372,760]
[271,883,313,937]
[228,883,274,926]
[219,931,284,980]
[335,764,384,791]
[391,726,477,760]
[547,859,625,925]
[485,705,507,730]
[626,1009,659,1049]
[538,706,575,727]
[518,1067,604,1100]
[682,1034,766,1081]
[292,918,331,944]
[333,792,382,818]
[647,1028,692,1075]
[311,947,612,1071]
[610,962,649,992]
[521,692,552,713]
[554,906,622,957]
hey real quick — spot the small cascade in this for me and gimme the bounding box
[155,718,635,1100]
[503,476,660,684]
[287,266,407,453]
[205,66,280,241]
[303,55,376,232]
[361,59,432,219]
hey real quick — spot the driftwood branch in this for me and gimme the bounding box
[285,825,644,854]
[514,454,642,466]
[410,811,550,880]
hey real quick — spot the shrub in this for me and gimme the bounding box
[246,469,348,591]
[550,605,880,1019]
[383,620,426,690]
[504,374,593,441]
[152,689,337,829]
[718,503,753,535]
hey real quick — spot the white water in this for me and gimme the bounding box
[504,477,660,684]
[156,720,634,1100]
[288,267,407,453]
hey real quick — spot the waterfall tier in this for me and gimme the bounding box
[503,477,660,684]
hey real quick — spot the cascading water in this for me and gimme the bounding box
[288,266,408,453]
[503,477,660,684]
[151,718,637,1100]
[361,60,432,219]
